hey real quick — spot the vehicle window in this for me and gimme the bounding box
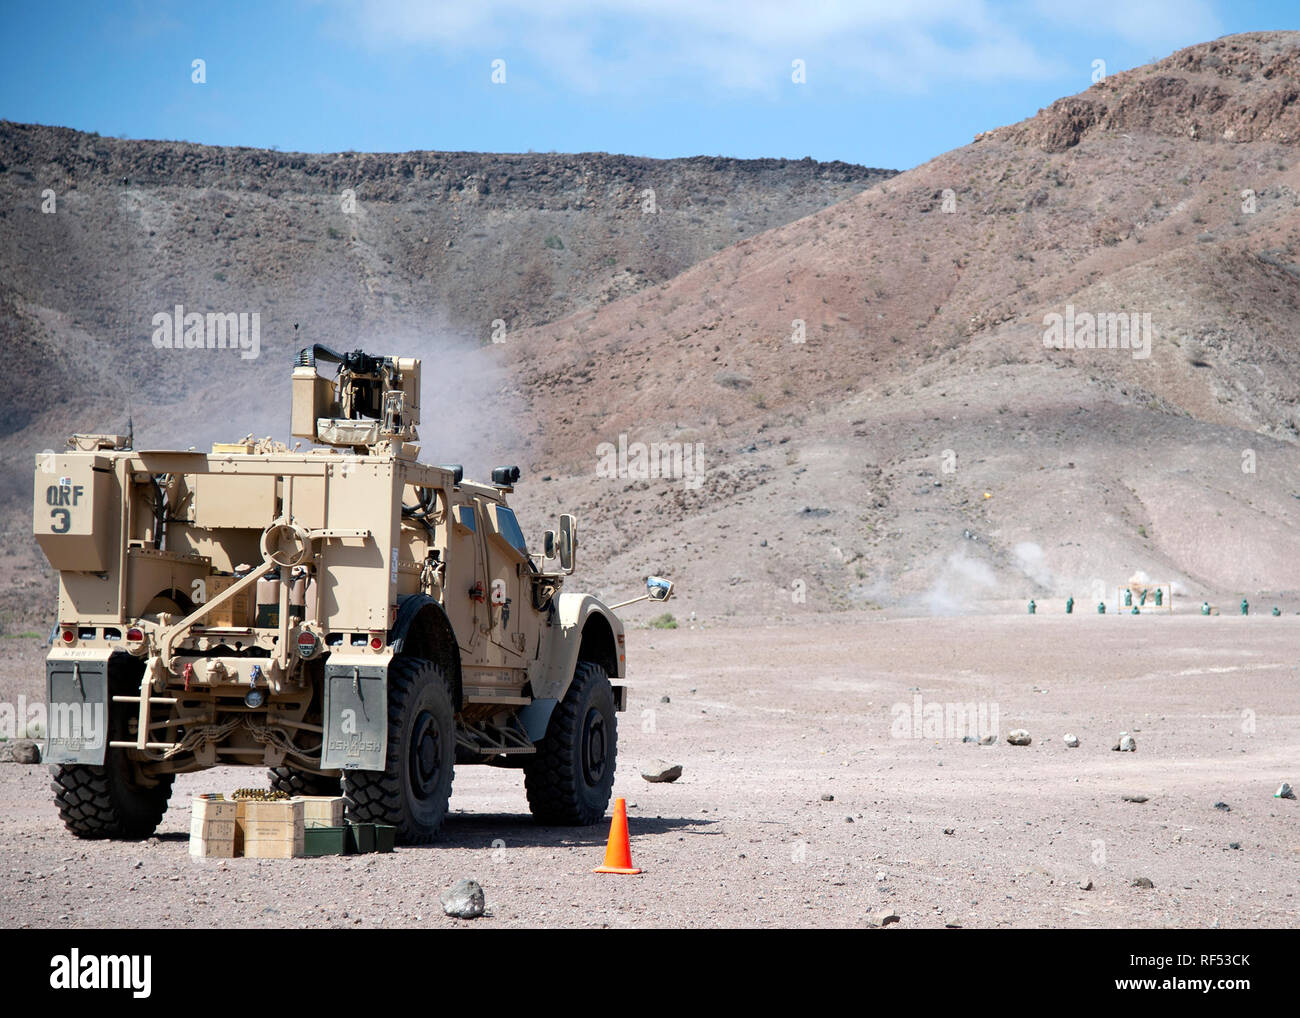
[494,506,528,556]
[458,505,476,532]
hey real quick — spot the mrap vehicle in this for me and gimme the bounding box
[34,345,672,843]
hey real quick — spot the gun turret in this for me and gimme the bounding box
[291,346,421,448]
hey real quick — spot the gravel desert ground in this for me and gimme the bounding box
[2,612,1295,929]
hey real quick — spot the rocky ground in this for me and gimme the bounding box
[1,612,1295,929]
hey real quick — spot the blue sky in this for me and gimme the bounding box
[0,1,1294,169]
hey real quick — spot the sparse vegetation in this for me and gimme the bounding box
[648,612,678,629]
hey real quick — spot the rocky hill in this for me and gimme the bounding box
[3,33,1299,630]
[0,124,891,627]
[502,32,1300,618]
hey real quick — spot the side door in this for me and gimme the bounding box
[443,496,488,662]
[480,502,530,660]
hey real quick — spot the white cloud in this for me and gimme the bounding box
[1029,0,1222,52]
[323,0,1071,94]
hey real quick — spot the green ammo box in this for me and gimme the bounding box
[303,826,350,857]
[374,824,396,853]
[347,822,376,854]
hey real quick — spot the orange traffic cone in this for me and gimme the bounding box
[593,797,642,874]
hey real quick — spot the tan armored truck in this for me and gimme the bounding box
[33,345,672,844]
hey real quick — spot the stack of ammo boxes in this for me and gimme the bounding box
[189,793,388,858]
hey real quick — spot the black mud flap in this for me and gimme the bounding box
[320,655,389,771]
[44,650,111,765]
[517,697,557,742]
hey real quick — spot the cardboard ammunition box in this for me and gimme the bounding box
[190,795,239,857]
[205,574,251,628]
[295,795,345,828]
[238,798,305,858]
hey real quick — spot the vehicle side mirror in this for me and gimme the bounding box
[558,514,576,573]
[647,576,673,601]
[543,530,556,560]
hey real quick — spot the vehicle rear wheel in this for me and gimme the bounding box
[343,657,455,845]
[267,766,340,797]
[524,660,616,825]
[51,656,174,839]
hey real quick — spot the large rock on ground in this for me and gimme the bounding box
[0,739,40,764]
[641,759,683,783]
[440,879,486,919]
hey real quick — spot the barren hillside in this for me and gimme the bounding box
[0,128,890,628]
[503,31,1300,617]
[3,33,1299,631]
[0,124,889,455]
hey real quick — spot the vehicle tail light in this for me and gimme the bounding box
[60,628,75,644]
[370,634,384,650]
[126,627,144,644]
[297,630,319,660]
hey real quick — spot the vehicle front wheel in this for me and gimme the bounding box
[524,660,617,825]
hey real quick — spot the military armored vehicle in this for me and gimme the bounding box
[34,345,672,843]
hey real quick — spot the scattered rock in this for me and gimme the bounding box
[1275,782,1296,800]
[1113,733,1137,752]
[1213,801,1231,812]
[820,793,834,801]
[1006,729,1032,746]
[979,734,997,746]
[1228,842,1240,850]
[962,735,978,743]
[943,828,955,836]
[845,816,854,823]
[641,760,683,783]
[865,908,900,927]
[1131,876,1155,889]
[1122,793,1149,803]
[659,695,671,704]
[1,739,41,764]
[1078,877,1093,890]
[1063,733,1080,748]
[440,879,486,919]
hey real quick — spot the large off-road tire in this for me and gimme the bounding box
[343,657,455,845]
[524,660,617,825]
[267,766,341,798]
[51,657,174,839]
